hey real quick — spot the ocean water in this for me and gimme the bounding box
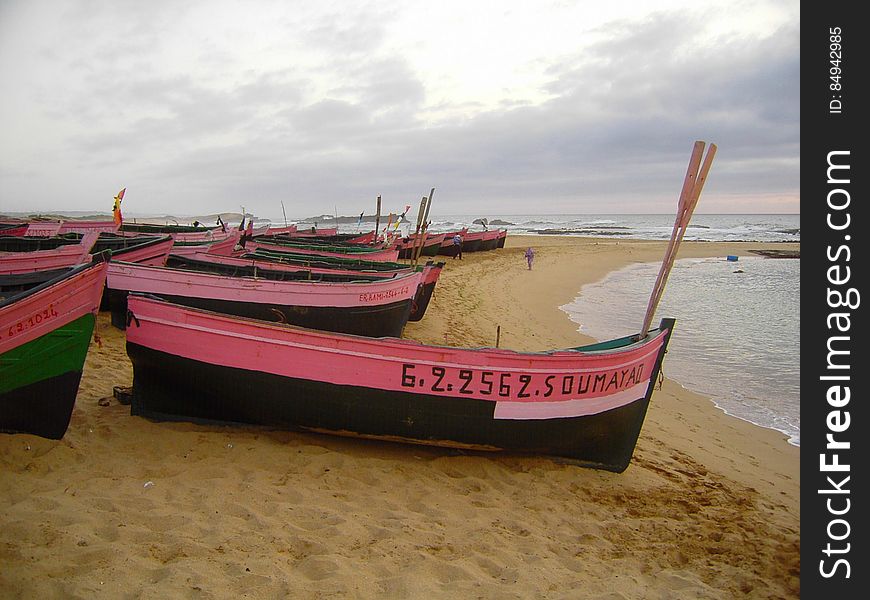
[303,213,801,244]
[560,255,800,446]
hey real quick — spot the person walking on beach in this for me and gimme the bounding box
[452,233,463,260]
[524,247,535,270]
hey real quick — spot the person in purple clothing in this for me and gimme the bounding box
[524,247,535,270]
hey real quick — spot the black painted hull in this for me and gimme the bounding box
[128,344,660,471]
[408,281,436,322]
[0,370,83,439]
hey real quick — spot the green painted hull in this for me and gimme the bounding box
[0,313,96,438]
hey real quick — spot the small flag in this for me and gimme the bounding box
[113,188,126,225]
[393,205,410,230]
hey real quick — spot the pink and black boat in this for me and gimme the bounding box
[1,255,109,439]
[0,231,99,275]
[223,236,400,262]
[172,248,417,278]
[91,233,175,266]
[396,232,446,259]
[105,259,425,336]
[163,252,444,323]
[124,294,675,471]
[0,223,28,237]
[23,221,62,237]
[57,220,120,235]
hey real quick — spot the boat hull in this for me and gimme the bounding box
[0,314,94,438]
[105,261,422,336]
[1,259,108,438]
[125,296,674,471]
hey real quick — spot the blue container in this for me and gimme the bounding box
[726,255,739,262]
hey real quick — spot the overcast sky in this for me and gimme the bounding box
[0,0,798,220]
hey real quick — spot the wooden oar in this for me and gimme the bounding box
[640,141,716,338]
[408,196,426,264]
[639,142,704,336]
[412,187,435,266]
[374,195,381,243]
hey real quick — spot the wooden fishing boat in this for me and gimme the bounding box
[0,223,28,237]
[437,228,468,257]
[89,233,174,266]
[57,220,120,235]
[124,294,674,471]
[496,229,508,248]
[407,261,444,322]
[163,251,443,323]
[23,221,62,237]
[172,251,414,279]
[211,236,401,262]
[1,255,109,439]
[105,260,424,336]
[478,229,502,251]
[0,231,99,275]
[458,230,490,252]
[263,224,297,235]
[396,232,445,259]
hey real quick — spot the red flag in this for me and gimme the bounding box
[113,188,126,225]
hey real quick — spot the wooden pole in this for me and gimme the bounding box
[409,196,427,264]
[374,195,381,242]
[640,141,717,338]
[496,325,501,348]
[413,187,435,266]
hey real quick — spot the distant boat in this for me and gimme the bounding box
[0,222,29,237]
[214,236,401,262]
[124,294,674,472]
[57,220,120,235]
[0,231,99,275]
[396,232,445,259]
[1,255,109,439]
[90,233,175,266]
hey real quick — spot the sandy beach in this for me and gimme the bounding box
[0,235,800,599]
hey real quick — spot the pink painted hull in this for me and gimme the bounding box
[107,261,422,308]
[124,295,674,470]
[110,236,174,266]
[264,225,297,235]
[24,222,62,237]
[58,221,120,235]
[1,260,108,355]
[280,227,339,237]
[0,231,99,275]
[176,250,416,279]
[0,224,28,236]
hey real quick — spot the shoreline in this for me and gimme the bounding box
[552,247,800,449]
[1,234,800,598]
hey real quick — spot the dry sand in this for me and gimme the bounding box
[0,235,800,599]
